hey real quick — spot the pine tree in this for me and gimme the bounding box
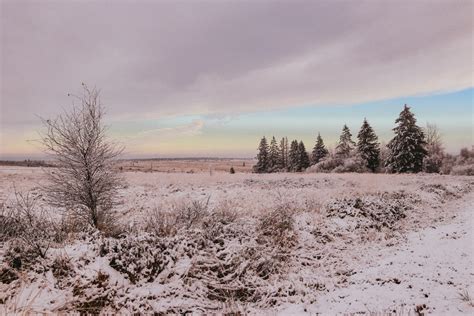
[357,118,380,172]
[297,141,310,171]
[279,137,289,171]
[288,140,299,172]
[311,133,329,165]
[253,136,269,173]
[335,124,356,158]
[268,136,281,172]
[385,105,427,173]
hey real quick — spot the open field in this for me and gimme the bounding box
[115,158,255,174]
[1,166,473,314]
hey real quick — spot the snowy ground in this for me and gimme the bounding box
[0,166,473,314]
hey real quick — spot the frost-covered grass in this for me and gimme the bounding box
[0,166,473,314]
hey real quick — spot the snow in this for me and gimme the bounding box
[281,193,474,315]
[1,166,473,314]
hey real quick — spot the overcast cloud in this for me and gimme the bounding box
[1,0,472,129]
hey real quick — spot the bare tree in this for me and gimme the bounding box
[423,123,444,173]
[40,84,123,230]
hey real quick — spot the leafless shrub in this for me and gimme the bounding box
[174,196,210,229]
[1,191,54,260]
[39,84,123,230]
[257,204,297,249]
[144,197,211,236]
[143,208,179,237]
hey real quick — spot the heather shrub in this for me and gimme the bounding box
[325,192,414,230]
[258,204,297,248]
[99,234,172,284]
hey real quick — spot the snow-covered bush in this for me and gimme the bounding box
[307,156,343,173]
[332,155,369,173]
[325,192,414,230]
[307,155,368,173]
[99,234,173,284]
[144,197,211,236]
[423,153,444,173]
[451,164,474,176]
[257,204,297,248]
[174,197,210,229]
[1,191,55,260]
[51,253,75,288]
[72,270,117,314]
[440,148,474,175]
[143,208,179,237]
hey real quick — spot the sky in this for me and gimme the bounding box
[0,0,472,159]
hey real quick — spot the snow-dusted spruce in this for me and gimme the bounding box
[279,137,289,171]
[357,118,380,172]
[335,124,356,159]
[268,136,281,172]
[311,133,329,165]
[297,141,310,171]
[40,84,123,230]
[253,136,269,173]
[385,105,427,173]
[288,140,300,172]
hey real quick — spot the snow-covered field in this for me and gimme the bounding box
[1,166,473,314]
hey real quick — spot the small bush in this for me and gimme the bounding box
[174,197,210,229]
[144,197,211,236]
[450,164,474,176]
[51,253,75,280]
[332,156,369,173]
[144,209,179,237]
[258,205,297,248]
[100,235,171,284]
[1,191,55,259]
[325,192,413,230]
[307,157,343,173]
[230,167,235,174]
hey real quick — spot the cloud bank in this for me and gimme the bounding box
[1,0,472,128]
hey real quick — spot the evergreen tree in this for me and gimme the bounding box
[335,124,356,158]
[357,118,380,172]
[385,105,427,173]
[279,137,289,171]
[311,133,329,165]
[268,136,281,172]
[297,141,310,171]
[288,140,299,172]
[253,136,269,173]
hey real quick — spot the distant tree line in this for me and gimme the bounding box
[253,104,473,175]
